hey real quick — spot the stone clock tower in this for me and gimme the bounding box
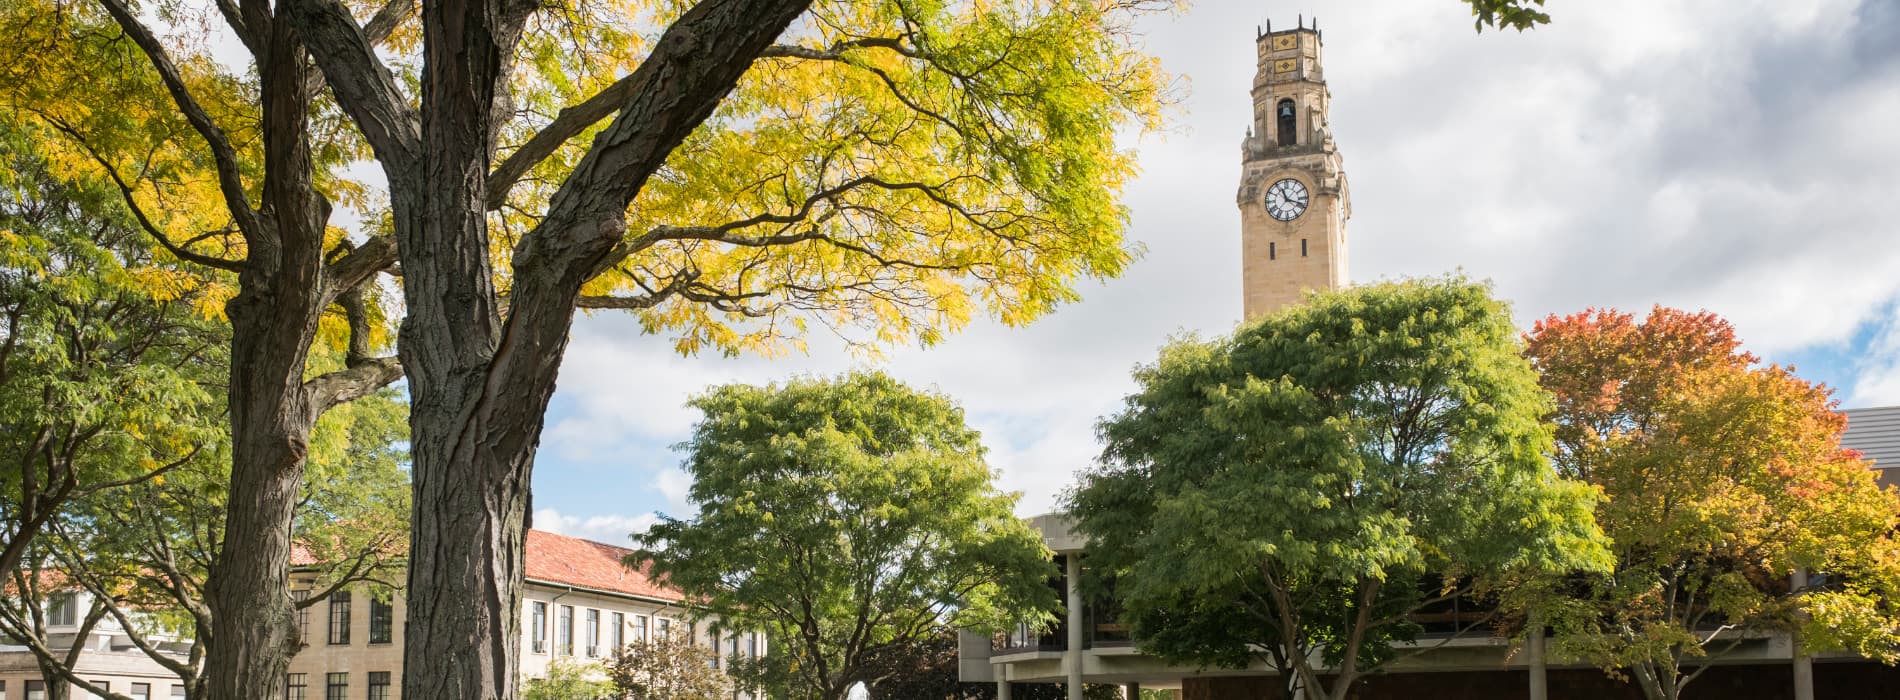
[1238,18,1350,320]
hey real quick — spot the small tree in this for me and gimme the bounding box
[606,636,732,700]
[522,658,616,700]
[1069,277,1610,700]
[1525,307,1900,700]
[633,372,1058,700]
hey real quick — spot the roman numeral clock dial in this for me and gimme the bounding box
[1264,177,1309,221]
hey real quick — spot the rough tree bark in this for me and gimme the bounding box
[384,0,812,695]
[89,0,406,697]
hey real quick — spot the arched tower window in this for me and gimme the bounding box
[1276,99,1297,147]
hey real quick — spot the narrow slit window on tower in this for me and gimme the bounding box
[1269,242,1276,260]
[1277,99,1297,147]
[1301,239,1308,257]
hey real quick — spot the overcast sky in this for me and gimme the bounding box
[529,0,1900,545]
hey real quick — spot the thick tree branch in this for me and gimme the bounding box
[524,0,816,266]
[93,0,264,239]
[283,0,423,174]
[486,35,929,209]
[323,235,399,302]
[485,73,639,209]
[305,275,403,410]
[304,356,403,412]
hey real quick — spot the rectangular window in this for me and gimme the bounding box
[26,681,45,700]
[656,617,670,640]
[368,597,394,644]
[585,609,600,657]
[171,687,186,700]
[1269,241,1277,261]
[130,684,151,700]
[293,589,311,640]
[557,605,574,656]
[634,615,648,642]
[1301,238,1308,257]
[366,672,390,700]
[610,612,624,651]
[324,673,348,700]
[730,634,739,661]
[286,673,308,700]
[88,680,109,699]
[748,632,758,658]
[530,601,548,653]
[1,679,7,700]
[328,591,353,645]
[47,593,77,626]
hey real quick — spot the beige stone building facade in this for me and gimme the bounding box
[0,590,189,699]
[1237,21,1349,320]
[286,529,762,699]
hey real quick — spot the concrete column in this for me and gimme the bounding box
[1527,621,1547,700]
[998,680,1013,700]
[1792,569,1814,700]
[1066,555,1085,700]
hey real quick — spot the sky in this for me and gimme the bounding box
[528,0,1900,545]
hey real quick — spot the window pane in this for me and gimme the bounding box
[367,672,390,700]
[611,612,624,650]
[328,591,353,645]
[324,673,348,700]
[585,609,599,657]
[557,605,573,656]
[369,597,394,645]
[530,601,548,653]
[293,590,311,641]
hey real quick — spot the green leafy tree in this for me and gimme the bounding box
[1524,307,1900,700]
[605,636,732,700]
[0,121,224,587]
[524,658,617,700]
[1069,277,1610,700]
[0,387,410,700]
[633,372,1058,700]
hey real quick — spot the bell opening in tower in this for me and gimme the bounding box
[1277,99,1297,147]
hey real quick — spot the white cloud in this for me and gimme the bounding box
[1852,302,1900,407]
[531,508,660,547]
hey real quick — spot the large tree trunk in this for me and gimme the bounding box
[202,15,332,700]
[395,0,811,696]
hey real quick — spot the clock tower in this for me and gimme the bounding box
[1238,18,1350,320]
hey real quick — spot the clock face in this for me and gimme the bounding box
[1264,178,1309,221]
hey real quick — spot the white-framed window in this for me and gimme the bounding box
[129,683,151,700]
[530,601,548,653]
[557,605,574,656]
[610,612,625,651]
[585,608,600,657]
[47,593,78,627]
[634,614,648,642]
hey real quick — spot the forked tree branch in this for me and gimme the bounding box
[93,0,264,239]
[284,0,423,173]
